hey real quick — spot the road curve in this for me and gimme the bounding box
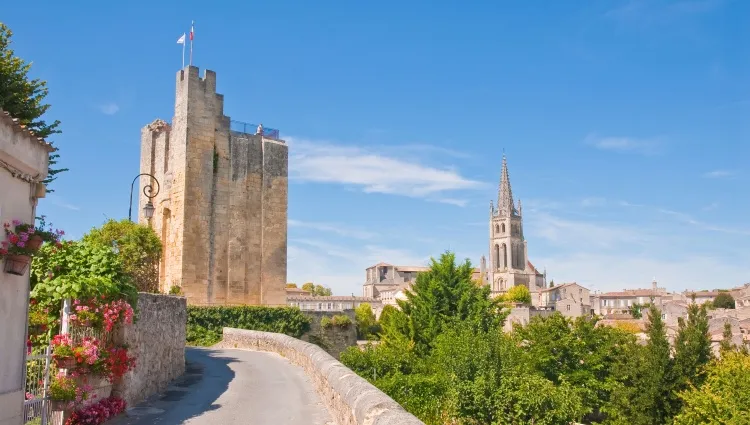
[110,347,334,425]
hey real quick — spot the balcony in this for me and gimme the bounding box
[230,120,280,140]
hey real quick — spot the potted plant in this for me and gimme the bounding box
[1,220,37,275]
[51,334,78,369]
[49,374,93,424]
[70,300,103,329]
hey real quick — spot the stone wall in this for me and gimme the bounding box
[113,293,187,406]
[301,311,358,359]
[220,328,424,425]
[140,66,287,306]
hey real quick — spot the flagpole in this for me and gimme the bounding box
[182,36,186,68]
[189,21,194,66]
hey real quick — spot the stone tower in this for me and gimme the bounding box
[488,155,531,293]
[138,66,287,306]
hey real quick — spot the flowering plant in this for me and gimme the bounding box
[100,346,136,383]
[33,215,65,244]
[51,334,101,367]
[101,299,134,332]
[1,220,37,257]
[49,373,93,407]
[65,396,126,425]
[69,300,103,329]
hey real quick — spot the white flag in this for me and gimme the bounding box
[177,33,186,44]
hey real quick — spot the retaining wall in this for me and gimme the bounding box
[220,328,424,425]
[301,311,358,359]
[113,293,187,406]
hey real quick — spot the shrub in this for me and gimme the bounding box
[186,306,311,346]
[320,316,332,329]
[332,314,352,327]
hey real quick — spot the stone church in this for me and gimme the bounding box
[484,155,546,296]
[138,66,287,306]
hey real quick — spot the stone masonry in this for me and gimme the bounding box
[113,293,187,406]
[219,328,424,425]
[139,66,287,306]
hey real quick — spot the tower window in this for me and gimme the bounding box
[501,223,506,233]
[495,224,500,234]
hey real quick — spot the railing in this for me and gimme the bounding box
[24,346,52,424]
[230,120,280,139]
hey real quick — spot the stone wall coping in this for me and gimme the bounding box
[220,328,424,425]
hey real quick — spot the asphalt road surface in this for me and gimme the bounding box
[110,347,334,425]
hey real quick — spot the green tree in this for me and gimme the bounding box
[503,284,531,304]
[672,302,712,402]
[712,292,735,309]
[82,219,162,293]
[286,283,297,288]
[719,322,735,355]
[301,282,332,296]
[0,23,66,190]
[396,251,501,354]
[673,352,750,425]
[605,304,673,425]
[513,314,635,422]
[354,303,378,340]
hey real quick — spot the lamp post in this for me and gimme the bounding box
[128,173,160,222]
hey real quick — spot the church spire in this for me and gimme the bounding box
[497,154,518,217]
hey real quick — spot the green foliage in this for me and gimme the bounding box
[186,306,311,346]
[340,251,742,424]
[0,23,66,191]
[719,322,735,355]
[286,283,297,288]
[30,241,138,312]
[673,352,750,425]
[605,304,675,425]
[354,303,379,339]
[301,282,332,296]
[168,285,182,295]
[628,302,649,319]
[82,219,162,293]
[331,314,352,327]
[320,316,331,329]
[672,303,712,400]
[395,251,503,354]
[502,284,532,304]
[712,292,735,309]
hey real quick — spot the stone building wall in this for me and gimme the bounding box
[113,293,187,406]
[300,311,358,359]
[139,66,287,306]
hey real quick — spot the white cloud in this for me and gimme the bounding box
[528,212,649,250]
[287,137,486,200]
[99,102,120,115]
[48,195,81,211]
[288,219,376,240]
[702,169,735,179]
[436,198,469,207]
[584,133,662,155]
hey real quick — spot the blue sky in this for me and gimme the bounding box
[4,0,749,295]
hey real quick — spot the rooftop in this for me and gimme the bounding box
[230,120,281,140]
[0,109,55,152]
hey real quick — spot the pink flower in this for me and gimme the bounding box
[17,241,25,248]
[12,219,21,226]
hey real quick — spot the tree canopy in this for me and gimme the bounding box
[301,282,332,296]
[712,292,735,309]
[82,219,162,293]
[0,23,66,190]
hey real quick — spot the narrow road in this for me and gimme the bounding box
[110,347,334,425]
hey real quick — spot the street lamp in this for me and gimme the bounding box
[128,173,160,222]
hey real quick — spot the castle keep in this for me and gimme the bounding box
[139,66,287,306]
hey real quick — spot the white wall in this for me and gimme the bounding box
[0,113,50,425]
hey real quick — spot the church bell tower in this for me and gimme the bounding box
[488,155,529,293]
